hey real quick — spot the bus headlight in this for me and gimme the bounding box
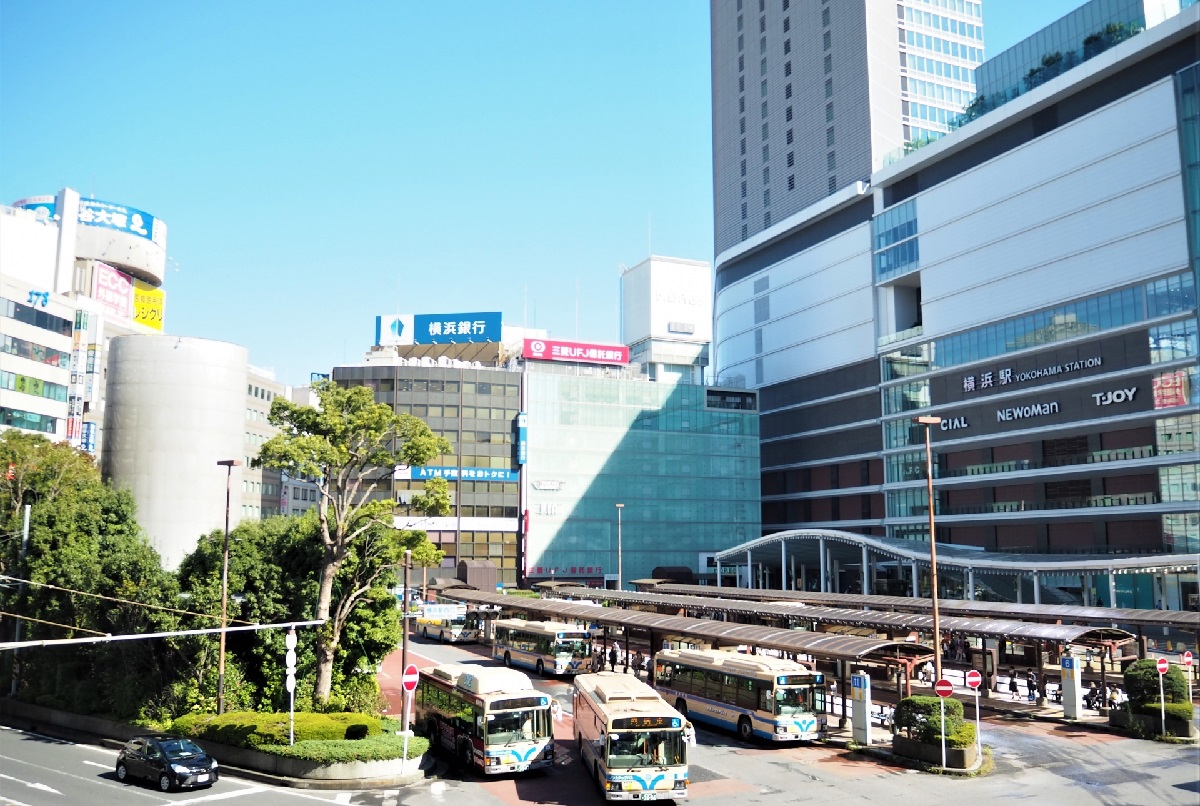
[607,782,625,792]
[775,725,790,734]
[488,757,502,766]
[673,780,687,790]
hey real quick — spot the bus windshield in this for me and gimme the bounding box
[464,613,480,630]
[450,616,467,627]
[775,686,818,716]
[555,638,591,658]
[485,708,552,745]
[606,731,685,768]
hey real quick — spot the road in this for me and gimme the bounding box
[2,636,1197,806]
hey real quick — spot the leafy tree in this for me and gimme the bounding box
[1124,658,1188,706]
[256,380,451,705]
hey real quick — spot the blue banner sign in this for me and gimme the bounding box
[77,199,159,242]
[414,466,518,482]
[414,311,501,344]
[516,412,528,466]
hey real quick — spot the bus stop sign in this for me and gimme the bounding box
[934,679,954,698]
[403,664,420,692]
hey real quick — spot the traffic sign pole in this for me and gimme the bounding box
[401,663,419,771]
[934,679,953,768]
[965,669,982,760]
[1183,651,1193,716]
[1156,656,1169,737]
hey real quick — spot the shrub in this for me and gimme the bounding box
[173,711,381,749]
[1123,659,1188,706]
[946,721,977,749]
[1132,701,1195,722]
[894,695,965,743]
[258,733,428,763]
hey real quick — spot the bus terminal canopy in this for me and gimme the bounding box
[549,587,1134,648]
[444,590,934,667]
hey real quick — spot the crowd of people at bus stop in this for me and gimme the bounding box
[595,645,651,678]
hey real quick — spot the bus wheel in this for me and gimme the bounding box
[737,716,754,742]
[439,631,446,643]
[675,699,688,718]
[460,742,473,770]
[504,652,513,668]
[536,659,545,676]
[594,761,605,794]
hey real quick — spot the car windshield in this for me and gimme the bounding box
[775,686,815,716]
[159,739,206,759]
[606,731,685,768]
[484,708,551,745]
[555,638,591,658]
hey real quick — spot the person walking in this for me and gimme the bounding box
[608,646,618,672]
[683,721,697,748]
[1009,668,1020,701]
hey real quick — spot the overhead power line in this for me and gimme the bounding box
[0,619,325,651]
[0,575,255,626]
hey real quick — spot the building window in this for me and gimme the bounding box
[783,17,790,32]
[787,174,795,190]
[786,129,793,144]
[763,211,771,227]
[787,151,794,167]
[742,224,748,239]
[741,202,747,219]
[826,102,833,122]
[828,175,837,193]
[823,30,831,50]
[785,105,792,120]
[741,159,747,176]
[784,38,791,54]
[740,117,746,134]
[739,96,745,113]
[737,14,743,31]
[738,54,744,72]
[762,167,770,183]
[825,78,833,98]
[822,6,830,25]
[761,101,768,118]
[739,75,745,92]
[760,58,767,76]
[740,138,746,155]
[762,145,769,162]
[824,54,832,74]
[784,61,792,77]
[738,34,743,51]
[741,180,747,198]
[759,16,765,33]
[826,127,834,147]
[785,84,792,99]
[760,36,766,54]
[827,152,836,171]
[761,79,767,97]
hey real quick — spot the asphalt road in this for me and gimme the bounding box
[3,635,1197,806]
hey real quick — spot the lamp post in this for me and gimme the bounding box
[615,503,624,591]
[215,459,242,715]
[914,416,943,683]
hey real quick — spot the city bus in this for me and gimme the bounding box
[492,618,595,676]
[652,648,827,742]
[573,671,689,801]
[414,662,555,774]
[417,608,481,643]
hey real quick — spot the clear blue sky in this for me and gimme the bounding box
[1,1,1083,386]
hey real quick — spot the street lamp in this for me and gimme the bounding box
[615,503,624,591]
[216,458,242,715]
[914,416,943,683]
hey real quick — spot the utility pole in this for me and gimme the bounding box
[9,504,30,697]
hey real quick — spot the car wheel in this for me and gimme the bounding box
[675,699,688,718]
[504,651,512,668]
[536,659,545,676]
[737,716,754,742]
[115,762,128,782]
[158,772,173,792]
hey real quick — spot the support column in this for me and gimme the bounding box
[745,550,752,590]
[781,541,787,591]
[790,553,797,591]
[819,537,828,593]
[911,560,919,598]
[832,559,841,594]
[1016,574,1023,604]
[716,559,722,589]
[1033,571,1041,605]
[1108,570,1117,608]
[861,545,869,596]
[1082,573,1090,606]
[967,568,975,601]
[800,563,807,592]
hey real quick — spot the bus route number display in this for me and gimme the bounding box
[612,716,681,729]
[777,675,822,685]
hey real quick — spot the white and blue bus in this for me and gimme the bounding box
[574,672,689,801]
[492,618,595,677]
[652,648,827,742]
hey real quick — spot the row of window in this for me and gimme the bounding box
[906,99,967,128]
[351,378,518,396]
[394,404,518,421]
[1,298,73,337]
[248,385,275,402]
[883,272,1196,380]
[243,480,280,496]
[902,53,975,87]
[904,29,983,64]
[0,406,57,434]
[1,334,71,368]
[0,370,69,402]
[245,432,268,446]
[246,408,269,422]
[904,76,973,109]
[903,7,983,40]
[914,0,981,18]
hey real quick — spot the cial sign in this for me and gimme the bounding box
[402,664,420,692]
[934,679,954,698]
[1156,657,1169,675]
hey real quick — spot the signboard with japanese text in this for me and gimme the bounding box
[516,412,528,466]
[81,421,97,455]
[77,198,167,247]
[375,312,501,346]
[1152,369,1191,409]
[13,195,56,219]
[92,262,133,319]
[132,279,166,331]
[394,465,518,483]
[522,338,629,366]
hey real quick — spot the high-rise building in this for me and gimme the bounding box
[620,255,712,384]
[710,0,984,253]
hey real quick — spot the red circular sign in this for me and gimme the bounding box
[934,679,954,698]
[402,663,420,692]
[1156,657,1169,675]
[964,670,983,689]
[1184,651,1194,668]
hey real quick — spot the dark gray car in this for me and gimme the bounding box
[116,735,219,791]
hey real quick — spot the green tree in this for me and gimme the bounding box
[256,380,451,705]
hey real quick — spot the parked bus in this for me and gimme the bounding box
[573,671,689,801]
[652,648,827,742]
[414,662,555,774]
[417,608,481,643]
[492,618,595,676]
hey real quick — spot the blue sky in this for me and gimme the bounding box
[1,1,1082,385]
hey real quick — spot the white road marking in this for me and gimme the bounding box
[0,773,62,795]
[82,760,110,768]
[1,797,35,806]
[430,780,448,802]
[0,751,161,800]
[171,786,267,804]
[333,795,353,805]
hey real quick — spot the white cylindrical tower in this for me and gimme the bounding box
[102,335,248,568]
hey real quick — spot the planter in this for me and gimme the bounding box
[1109,709,1197,738]
[892,734,978,769]
[0,699,424,780]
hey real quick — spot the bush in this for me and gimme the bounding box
[258,733,429,763]
[946,721,977,749]
[173,711,381,749]
[1123,659,1188,706]
[1132,701,1195,722]
[894,695,966,743]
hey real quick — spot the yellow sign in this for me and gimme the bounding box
[133,279,166,331]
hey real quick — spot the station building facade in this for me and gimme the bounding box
[712,5,1200,608]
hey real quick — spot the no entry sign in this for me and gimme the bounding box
[964,669,983,689]
[1183,650,1193,668]
[402,663,420,692]
[1156,657,1169,675]
[934,679,954,698]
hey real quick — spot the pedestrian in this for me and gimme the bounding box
[608,646,618,672]
[1008,668,1020,701]
[921,660,934,684]
[683,721,697,748]
[1085,681,1099,710]
[1106,686,1117,710]
[632,650,643,677]
[1026,670,1038,702]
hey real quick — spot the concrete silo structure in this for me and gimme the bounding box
[102,335,248,568]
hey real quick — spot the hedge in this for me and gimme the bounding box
[173,711,381,749]
[894,695,966,744]
[259,733,429,762]
[1131,701,1195,722]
